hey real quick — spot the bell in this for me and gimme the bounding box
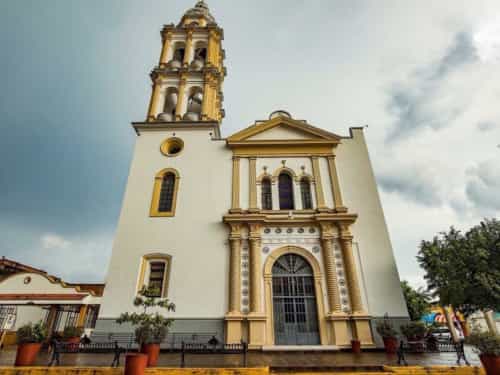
[183,112,200,121]
[192,92,203,105]
[190,58,205,71]
[169,60,182,70]
[157,112,174,121]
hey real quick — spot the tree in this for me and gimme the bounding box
[417,219,500,318]
[116,286,176,346]
[400,280,430,321]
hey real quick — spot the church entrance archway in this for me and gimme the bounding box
[272,253,320,345]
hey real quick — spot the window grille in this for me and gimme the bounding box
[300,178,313,209]
[261,178,272,210]
[148,261,166,297]
[158,173,175,212]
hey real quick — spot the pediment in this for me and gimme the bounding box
[227,116,341,143]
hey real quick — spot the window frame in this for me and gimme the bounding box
[300,177,313,210]
[137,253,172,298]
[261,177,273,210]
[150,168,180,217]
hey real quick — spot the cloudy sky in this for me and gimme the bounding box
[1,0,499,285]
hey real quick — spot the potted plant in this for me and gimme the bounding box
[465,331,500,375]
[15,322,47,366]
[400,321,427,341]
[62,326,83,344]
[117,286,175,368]
[376,316,398,354]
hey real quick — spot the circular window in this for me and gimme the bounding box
[160,137,184,157]
[24,276,31,284]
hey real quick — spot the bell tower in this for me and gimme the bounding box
[146,1,225,128]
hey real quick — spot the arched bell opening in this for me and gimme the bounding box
[169,42,186,69]
[183,87,203,121]
[271,253,320,345]
[191,41,207,71]
[157,87,178,122]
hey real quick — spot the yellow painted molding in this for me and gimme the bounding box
[150,168,180,217]
[227,116,342,143]
[0,368,271,375]
[160,137,184,157]
[231,157,241,211]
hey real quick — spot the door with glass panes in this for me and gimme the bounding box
[272,254,320,345]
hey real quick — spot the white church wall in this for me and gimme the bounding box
[335,129,408,318]
[99,128,232,320]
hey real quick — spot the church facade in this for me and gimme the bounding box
[97,1,408,349]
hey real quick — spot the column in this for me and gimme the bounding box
[321,223,350,346]
[183,30,194,66]
[76,305,88,327]
[207,29,218,67]
[201,73,211,120]
[146,79,162,121]
[327,155,347,212]
[46,305,59,336]
[175,75,187,120]
[484,310,498,335]
[230,157,241,212]
[311,157,328,211]
[339,225,374,346]
[159,32,173,66]
[320,225,341,314]
[225,224,243,343]
[248,223,266,348]
[248,157,258,212]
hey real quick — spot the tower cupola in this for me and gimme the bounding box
[145,1,226,128]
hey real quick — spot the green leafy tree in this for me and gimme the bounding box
[417,219,500,318]
[116,286,176,345]
[400,280,430,321]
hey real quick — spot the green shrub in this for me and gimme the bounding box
[400,321,427,340]
[62,326,83,339]
[376,317,398,338]
[465,331,500,356]
[16,322,47,344]
[117,286,175,346]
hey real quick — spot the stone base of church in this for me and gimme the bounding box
[224,313,244,344]
[326,314,351,347]
[352,314,375,346]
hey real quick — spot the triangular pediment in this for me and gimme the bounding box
[227,116,341,143]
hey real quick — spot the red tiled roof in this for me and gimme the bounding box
[0,294,86,301]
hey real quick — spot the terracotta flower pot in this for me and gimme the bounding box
[65,336,80,352]
[480,354,500,375]
[141,343,161,367]
[351,339,361,354]
[382,337,398,354]
[15,342,42,366]
[125,353,148,375]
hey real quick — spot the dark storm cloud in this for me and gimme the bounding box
[465,159,500,211]
[377,168,442,207]
[386,32,478,141]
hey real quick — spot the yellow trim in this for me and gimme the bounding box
[271,166,297,182]
[227,116,342,142]
[160,137,184,157]
[249,157,258,211]
[150,168,180,217]
[136,253,172,298]
[263,246,328,345]
[311,157,327,210]
[231,157,241,211]
[232,144,335,157]
[327,155,346,211]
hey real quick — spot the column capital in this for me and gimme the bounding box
[248,223,261,238]
[319,222,334,239]
[228,223,242,239]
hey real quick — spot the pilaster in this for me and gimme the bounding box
[159,32,173,67]
[327,155,347,213]
[147,78,163,121]
[311,157,328,212]
[225,223,243,343]
[183,29,194,66]
[248,158,258,212]
[230,157,241,213]
[248,223,266,348]
[175,75,187,120]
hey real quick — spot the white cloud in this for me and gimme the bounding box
[41,233,71,250]
[474,16,500,63]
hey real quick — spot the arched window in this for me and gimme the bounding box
[261,178,272,210]
[150,169,180,217]
[183,87,203,121]
[137,253,172,298]
[278,173,294,210]
[158,173,176,212]
[300,178,313,209]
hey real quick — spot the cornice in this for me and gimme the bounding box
[223,211,357,226]
[132,121,221,138]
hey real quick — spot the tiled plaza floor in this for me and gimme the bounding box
[0,347,481,368]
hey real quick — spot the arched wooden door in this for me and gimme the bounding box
[272,254,320,345]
